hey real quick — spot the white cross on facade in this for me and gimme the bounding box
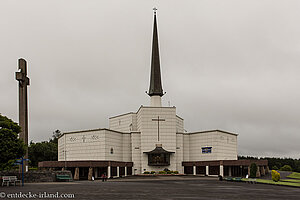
[152,116,165,142]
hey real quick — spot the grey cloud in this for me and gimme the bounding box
[0,0,299,158]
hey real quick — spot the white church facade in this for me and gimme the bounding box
[39,10,268,179]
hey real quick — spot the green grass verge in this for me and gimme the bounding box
[281,179,300,183]
[286,172,300,179]
[242,178,300,187]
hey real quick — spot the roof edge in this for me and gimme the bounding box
[185,129,238,136]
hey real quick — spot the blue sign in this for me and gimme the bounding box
[202,147,212,154]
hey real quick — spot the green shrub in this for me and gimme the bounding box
[279,165,292,171]
[159,171,166,174]
[150,171,156,174]
[167,171,173,174]
[143,171,150,174]
[271,170,280,182]
[295,166,300,173]
[250,163,257,178]
[173,171,179,174]
[272,166,279,170]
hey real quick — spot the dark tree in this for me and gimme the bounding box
[239,155,300,172]
[250,163,258,178]
[28,130,61,167]
[0,114,26,170]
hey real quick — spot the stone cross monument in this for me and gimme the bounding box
[15,58,30,172]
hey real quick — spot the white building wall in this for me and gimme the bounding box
[105,130,123,161]
[109,112,137,132]
[122,133,132,162]
[176,133,184,173]
[58,129,106,161]
[58,129,132,162]
[183,134,190,161]
[131,132,141,174]
[176,116,184,133]
[137,106,177,172]
[58,134,65,161]
[187,131,238,161]
[215,132,238,160]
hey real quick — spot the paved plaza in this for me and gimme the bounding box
[1,176,300,200]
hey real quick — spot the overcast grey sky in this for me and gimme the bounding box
[1,0,300,158]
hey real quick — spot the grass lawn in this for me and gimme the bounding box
[242,178,300,187]
[281,179,300,183]
[286,172,300,179]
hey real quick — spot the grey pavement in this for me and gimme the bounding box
[1,176,300,200]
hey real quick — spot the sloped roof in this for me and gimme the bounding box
[143,146,174,154]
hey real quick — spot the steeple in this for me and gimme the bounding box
[148,8,164,98]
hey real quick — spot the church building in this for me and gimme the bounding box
[39,10,268,179]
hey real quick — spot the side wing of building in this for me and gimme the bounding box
[58,129,132,162]
[184,130,238,161]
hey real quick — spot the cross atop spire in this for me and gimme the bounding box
[148,8,164,97]
[153,7,157,15]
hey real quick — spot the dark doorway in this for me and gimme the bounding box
[127,167,132,176]
[224,166,230,176]
[79,167,89,180]
[232,166,243,177]
[97,167,108,178]
[111,167,117,177]
[184,166,193,174]
[196,166,205,175]
[120,167,125,176]
[209,166,219,175]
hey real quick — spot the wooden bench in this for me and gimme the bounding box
[1,176,21,186]
[56,174,72,182]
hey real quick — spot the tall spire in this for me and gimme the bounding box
[148,8,164,97]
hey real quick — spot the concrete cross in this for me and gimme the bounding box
[152,116,165,142]
[82,135,86,143]
[15,58,30,172]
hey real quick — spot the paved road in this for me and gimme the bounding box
[1,176,300,200]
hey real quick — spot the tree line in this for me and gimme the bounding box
[238,155,300,172]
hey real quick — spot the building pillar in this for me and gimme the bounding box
[229,166,232,177]
[206,166,209,176]
[125,167,127,176]
[240,166,243,177]
[95,168,98,178]
[256,166,261,178]
[74,167,79,180]
[108,166,111,178]
[248,166,250,176]
[220,165,224,177]
[117,166,120,177]
[88,167,93,181]
[265,166,270,174]
[261,166,265,176]
[193,166,196,175]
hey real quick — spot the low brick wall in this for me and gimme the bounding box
[0,170,72,183]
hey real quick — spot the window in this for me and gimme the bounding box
[110,148,114,154]
[202,147,212,154]
[148,154,170,166]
